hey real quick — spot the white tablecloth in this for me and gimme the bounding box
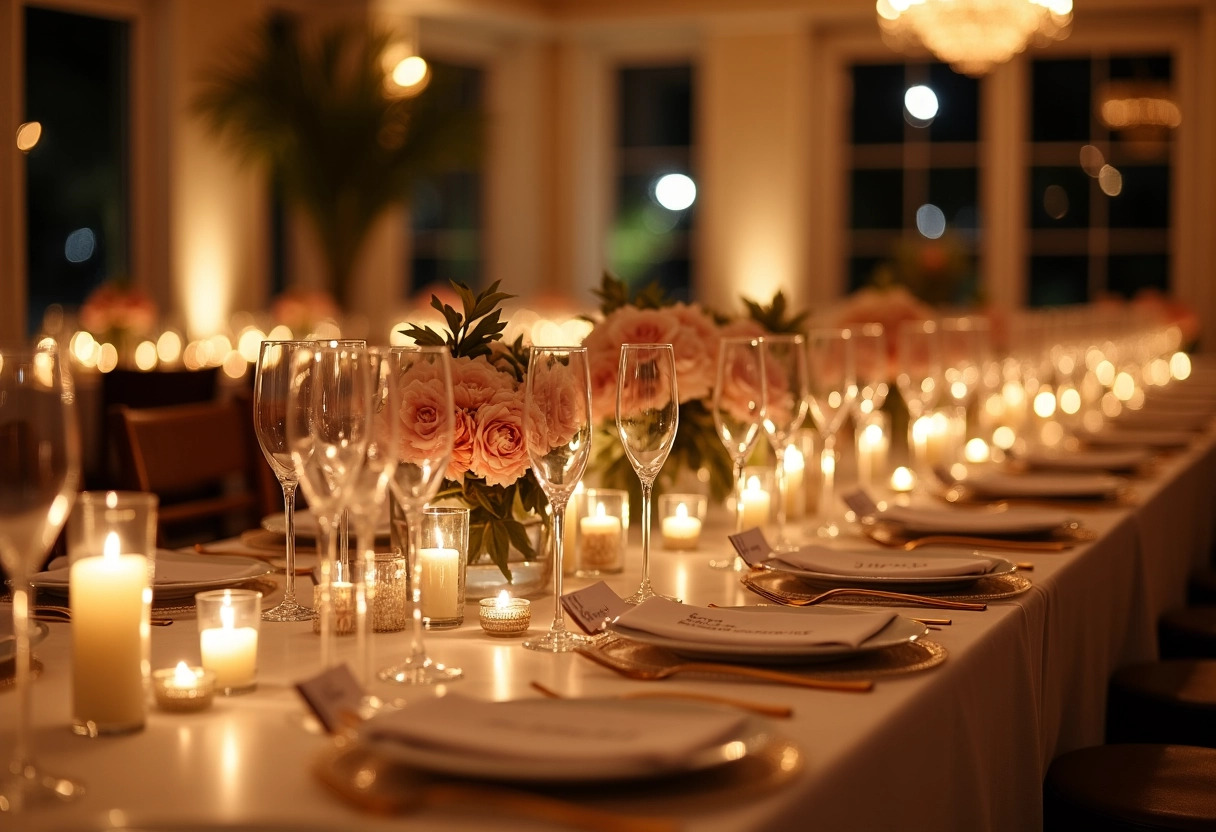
[5,424,1215,832]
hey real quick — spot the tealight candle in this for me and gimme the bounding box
[197,589,260,695]
[856,419,890,489]
[890,465,916,493]
[782,444,805,518]
[661,503,702,550]
[580,501,623,570]
[153,661,216,712]
[739,475,772,530]
[479,591,531,636]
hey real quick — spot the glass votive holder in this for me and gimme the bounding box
[797,429,824,517]
[67,490,158,737]
[576,488,627,576]
[153,662,216,713]
[419,506,469,629]
[312,579,356,636]
[659,493,707,550]
[855,411,891,490]
[738,467,775,530]
[780,443,806,521]
[371,552,408,633]
[479,591,531,636]
[196,589,261,695]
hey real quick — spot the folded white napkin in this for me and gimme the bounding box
[1020,448,1150,472]
[1080,427,1195,448]
[772,546,994,578]
[879,505,1072,536]
[615,597,896,649]
[1113,409,1210,431]
[360,694,748,768]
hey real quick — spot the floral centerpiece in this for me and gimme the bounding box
[398,281,548,584]
[582,274,805,502]
[80,281,158,350]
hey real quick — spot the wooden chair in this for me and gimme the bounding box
[109,399,264,547]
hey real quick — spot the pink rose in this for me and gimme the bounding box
[525,357,588,453]
[447,409,477,480]
[451,355,515,411]
[587,349,621,424]
[715,339,767,428]
[397,371,452,466]
[668,303,719,403]
[471,389,529,487]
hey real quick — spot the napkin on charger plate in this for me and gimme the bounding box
[615,597,896,649]
[360,693,748,768]
[37,555,250,586]
[770,546,997,578]
[876,504,1073,536]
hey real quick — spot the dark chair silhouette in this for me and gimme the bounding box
[109,399,263,547]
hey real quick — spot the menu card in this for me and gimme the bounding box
[771,548,996,578]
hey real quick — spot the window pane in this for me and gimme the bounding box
[1108,254,1168,298]
[851,169,904,229]
[1107,165,1168,228]
[850,64,905,145]
[1029,167,1090,230]
[24,7,129,332]
[927,168,977,225]
[619,67,693,148]
[927,64,978,143]
[1031,59,1091,142]
[1029,256,1089,305]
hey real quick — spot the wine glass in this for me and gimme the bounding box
[806,327,857,537]
[616,343,679,603]
[286,341,373,669]
[851,324,890,419]
[378,345,458,684]
[523,346,592,652]
[895,320,942,476]
[760,335,808,549]
[253,340,316,622]
[0,342,83,812]
[344,347,399,686]
[711,337,766,569]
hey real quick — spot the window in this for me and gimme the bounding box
[24,6,130,332]
[1027,54,1173,306]
[409,60,484,294]
[610,65,695,301]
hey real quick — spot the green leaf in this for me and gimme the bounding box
[504,519,537,560]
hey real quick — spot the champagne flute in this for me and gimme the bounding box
[344,347,399,687]
[253,340,315,622]
[806,327,857,537]
[522,347,592,652]
[0,342,83,812]
[851,323,890,419]
[616,344,679,604]
[711,337,766,569]
[286,341,373,669]
[378,345,458,684]
[895,320,942,476]
[760,334,809,550]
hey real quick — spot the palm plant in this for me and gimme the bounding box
[193,16,479,308]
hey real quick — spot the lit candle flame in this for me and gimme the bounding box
[173,661,196,687]
[676,503,689,520]
[103,531,121,561]
[220,602,235,630]
[495,590,511,609]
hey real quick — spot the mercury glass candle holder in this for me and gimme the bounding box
[479,593,531,636]
[152,663,216,713]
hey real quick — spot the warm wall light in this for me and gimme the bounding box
[876,0,1073,76]
[16,121,42,152]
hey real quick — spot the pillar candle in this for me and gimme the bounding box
[661,502,702,550]
[782,445,805,518]
[418,547,461,620]
[200,605,259,692]
[857,422,890,488]
[580,503,623,569]
[739,476,772,529]
[70,532,149,732]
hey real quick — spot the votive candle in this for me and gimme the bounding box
[739,475,772,529]
[661,502,702,550]
[419,546,461,620]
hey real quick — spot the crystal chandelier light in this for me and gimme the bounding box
[876,0,1074,77]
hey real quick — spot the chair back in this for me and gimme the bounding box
[109,398,262,546]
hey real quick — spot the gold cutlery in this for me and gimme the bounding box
[576,643,873,692]
[315,741,679,832]
[742,579,987,612]
[528,680,793,718]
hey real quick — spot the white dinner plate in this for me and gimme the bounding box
[262,509,390,538]
[874,504,1075,536]
[607,605,927,663]
[1112,409,1211,431]
[760,549,1016,590]
[0,618,50,663]
[362,698,775,784]
[1078,427,1196,449]
[964,472,1126,499]
[31,551,270,601]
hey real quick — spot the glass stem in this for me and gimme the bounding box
[773,441,788,541]
[316,516,337,669]
[638,480,655,594]
[10,578,33,777]
[549,499,569,635]
[732,459,747,532]
[405,509,430,667]
[354,515,375,687]
[280,480,298,604]
[819,437,837,520]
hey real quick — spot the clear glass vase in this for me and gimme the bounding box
[464,514,552,599]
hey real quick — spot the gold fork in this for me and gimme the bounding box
[742,578,987,612]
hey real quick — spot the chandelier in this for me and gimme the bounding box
[876,0,1074,77]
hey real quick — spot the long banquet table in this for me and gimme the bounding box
[6,403,1216,832]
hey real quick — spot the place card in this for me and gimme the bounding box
[841,489,880,519]
[295,663,366,734]
[560,581,630,635]
[727,527,772,567]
